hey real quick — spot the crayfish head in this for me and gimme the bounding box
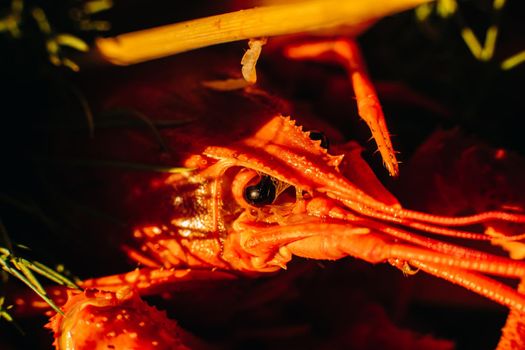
[193,115,348,226]
[130,115,396,272]
[200,114,394,224]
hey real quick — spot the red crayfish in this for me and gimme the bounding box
[25,46,525,349]
[6,1,525,349]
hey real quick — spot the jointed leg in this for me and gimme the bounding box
[241,224,525,277]
[14,268,237,316]
[410,260,525,312]
[80,267,237,295]
[285,38,399,176]
[496,278,525,349]
[241,226,525,311]
[336,233,525,278]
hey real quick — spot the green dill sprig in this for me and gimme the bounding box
[0,0,23,38]
[31,6,89,71]
[1,0,113,71]
[0,220,79,322]
[0,296,23,334]
[415,0,525,70]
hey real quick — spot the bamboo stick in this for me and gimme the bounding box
[96,0,430,65]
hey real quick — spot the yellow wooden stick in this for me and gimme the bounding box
[96,0,431,65]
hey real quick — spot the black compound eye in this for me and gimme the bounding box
[309,130,329,150]
[244,175,276,207]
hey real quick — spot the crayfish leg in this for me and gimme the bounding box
[496,278,525,350]
[13,269,237,317]
[410,260,525,312]
[284,38,399,176]
[245,227,525,311]
[80,268,237,296]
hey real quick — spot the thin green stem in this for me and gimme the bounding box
[12,258,46,294]
[29,261,79,289]
[45,157,194,173]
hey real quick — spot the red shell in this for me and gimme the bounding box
[47,288,191,350]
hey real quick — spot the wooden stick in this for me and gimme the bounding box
[96,0,431,65]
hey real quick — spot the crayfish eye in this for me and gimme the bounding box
[309,130,329,150]
[244,175,276,207]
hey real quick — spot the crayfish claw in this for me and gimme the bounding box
[47,287,197,350]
